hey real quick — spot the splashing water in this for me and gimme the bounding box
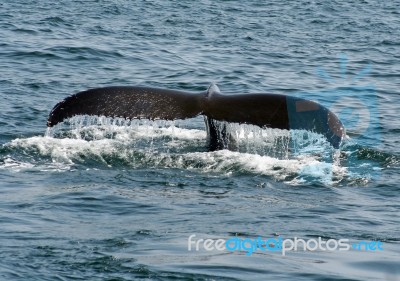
[0,115,356,185]
[45,115,337,157]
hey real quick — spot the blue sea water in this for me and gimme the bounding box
[0,1,399,280]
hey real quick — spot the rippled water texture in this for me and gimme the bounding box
[0,1,399,280]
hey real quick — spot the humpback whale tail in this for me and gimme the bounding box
[47,84,345,149]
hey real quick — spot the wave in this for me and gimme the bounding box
[0,116,390,185]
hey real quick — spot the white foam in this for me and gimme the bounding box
[181,150,346,184]
[1,120,350,184]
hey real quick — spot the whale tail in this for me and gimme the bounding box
[47,84,345,149]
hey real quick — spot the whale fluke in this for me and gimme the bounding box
[47,86,205,127]
[47,84,345,149]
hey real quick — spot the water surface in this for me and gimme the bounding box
[0,1,399,280]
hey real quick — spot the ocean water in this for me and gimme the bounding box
[0,1,399,280]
